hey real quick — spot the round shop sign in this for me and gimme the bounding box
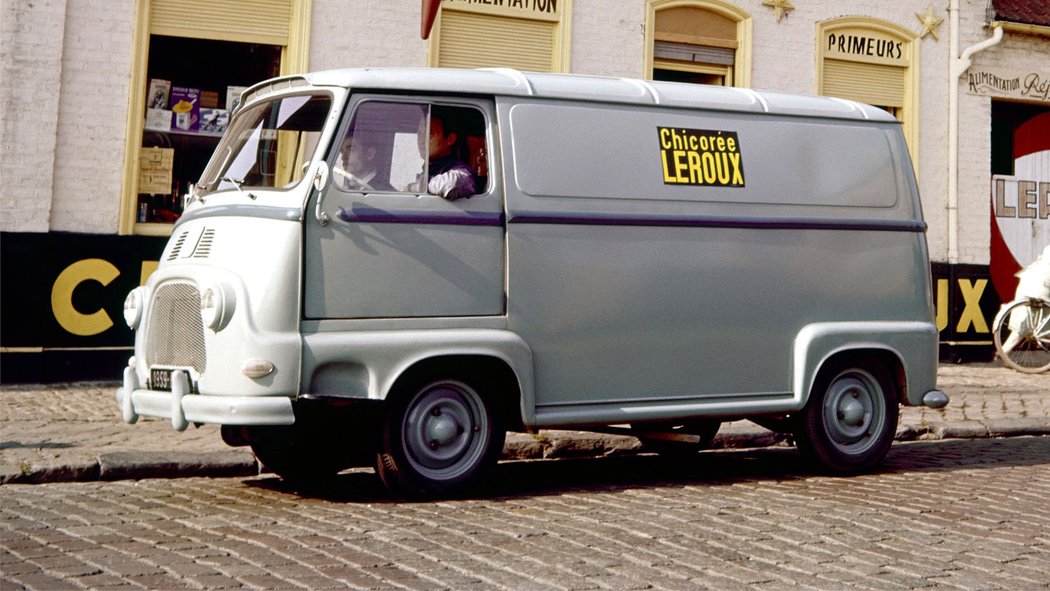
[990,111,1050,301]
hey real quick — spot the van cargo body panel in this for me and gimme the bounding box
[507,223,930,409]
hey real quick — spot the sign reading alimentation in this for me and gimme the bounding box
[658,127,745,187]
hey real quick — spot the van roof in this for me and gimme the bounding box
[286,67,895,123]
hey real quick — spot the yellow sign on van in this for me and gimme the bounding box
[658,127,745,187]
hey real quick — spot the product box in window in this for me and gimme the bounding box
[169,86,200,132]
[200,90,220,108]
[145,108,172,131]
[199,108,229,134]
[147,78,170,109]
[226,86,248,111]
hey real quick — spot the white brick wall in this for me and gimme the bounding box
[570,0,644,77]
[1,0,68,233]
[309,0,428,71]
[48,0,135,234]
[1,0,1044,268]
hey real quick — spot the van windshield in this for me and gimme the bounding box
[202,93,332,193]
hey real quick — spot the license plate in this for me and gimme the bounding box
[150,368,173,391]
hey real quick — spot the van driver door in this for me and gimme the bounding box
[304,97,505,320]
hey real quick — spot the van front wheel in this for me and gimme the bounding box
[375,376,504,497]
[794,360,898,474]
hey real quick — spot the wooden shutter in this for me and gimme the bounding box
[437,10,555,72]
[822,59,905,108]
[150,0,291,45]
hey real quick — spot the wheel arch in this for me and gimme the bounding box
[793,322,932,407]
[302,329,535,425]
[809,348,906,405]
[388,354,526,432]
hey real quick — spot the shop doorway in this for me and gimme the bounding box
[990,101,1050,302]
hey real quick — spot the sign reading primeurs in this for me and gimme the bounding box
[658,127,745,187]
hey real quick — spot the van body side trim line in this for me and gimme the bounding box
[509,213,927,233]
[336,206,505,227]
[532,393,798,428]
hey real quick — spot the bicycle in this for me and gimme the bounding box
[992,296,1050,374]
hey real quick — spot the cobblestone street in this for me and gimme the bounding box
[3,436,1049,590]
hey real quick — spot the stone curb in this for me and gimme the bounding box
[3,421,1047,485]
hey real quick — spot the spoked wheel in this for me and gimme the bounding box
[375,376,504,498]
[633,420,721,457]
[993,298,1050,374]
[794,360,898,474]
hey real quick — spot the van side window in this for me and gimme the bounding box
[334,101,487,199]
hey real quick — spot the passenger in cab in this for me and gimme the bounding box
[417,107,476,200]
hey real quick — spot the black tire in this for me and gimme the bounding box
[634,420,721,457]
[249,424,346,483]
[794,359,898,474]
[247,401,374,484]
[375,375,505,498]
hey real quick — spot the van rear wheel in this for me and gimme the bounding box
[375,375,504,498]
[794,360,898,474]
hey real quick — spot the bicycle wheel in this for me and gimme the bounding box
[993,298,1050,374]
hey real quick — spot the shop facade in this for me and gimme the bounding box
[2,0,1047,381]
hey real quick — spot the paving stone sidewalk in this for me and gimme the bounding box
[1,363,1047,485]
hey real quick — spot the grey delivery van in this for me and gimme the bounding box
[117,68,948,496]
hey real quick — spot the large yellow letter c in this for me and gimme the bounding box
[51,259,120,336]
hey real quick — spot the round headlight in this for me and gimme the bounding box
[123,287,146,329]
[200,284,235,331]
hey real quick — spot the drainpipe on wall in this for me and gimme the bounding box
[947,0,1003,264]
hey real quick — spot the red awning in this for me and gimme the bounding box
[422,0,442,39]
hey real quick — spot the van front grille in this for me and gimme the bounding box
[146,282,207,374]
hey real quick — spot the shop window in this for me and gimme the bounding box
[138,36,281,226]
[645,0,751,88]
[817,18,918,159]
[430,0,570,72]
[120,0,309,235]
[334,102,488,197]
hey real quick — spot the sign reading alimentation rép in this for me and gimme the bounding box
[658,127,745,187]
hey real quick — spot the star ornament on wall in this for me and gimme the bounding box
[762,0,795,23]
[916,5,944,40]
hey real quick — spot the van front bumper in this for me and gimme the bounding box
[117,366,295,431]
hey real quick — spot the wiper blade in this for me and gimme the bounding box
[220,176,256,200]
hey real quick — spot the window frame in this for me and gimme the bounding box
[643,0,752,88]
[328,95,497,202]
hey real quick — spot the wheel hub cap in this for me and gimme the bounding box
[822,372,886,453]
[426,412,461,448]
[839,396,866,426]
[401,382,489,480]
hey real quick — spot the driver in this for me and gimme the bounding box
[333,130,394,192]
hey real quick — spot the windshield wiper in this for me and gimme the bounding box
[221,176,256,200]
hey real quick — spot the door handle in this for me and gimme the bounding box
[313,161,330,226]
